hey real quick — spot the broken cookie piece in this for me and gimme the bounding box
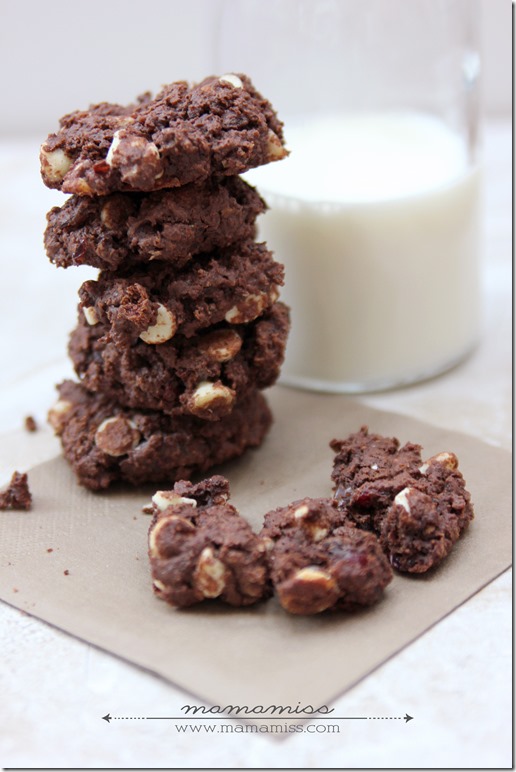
[261,497,392,614]
[148,476,271,608]
[380,451,474,573]
[331,426,423,531]
[0,471,32,511]
[331,427,474,573]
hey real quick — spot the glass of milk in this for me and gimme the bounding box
[214,0,482,392]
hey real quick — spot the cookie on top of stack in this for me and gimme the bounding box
[41,73,290,490]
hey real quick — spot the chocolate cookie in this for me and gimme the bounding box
[380,452,474,573]
[148,476,270,608]
[331,428,474,573]
[78,241,283,344]
[40,74,288,196]
[48,380,272,490]
[69,302,290,420]
[261,497,392,614]
[331,426,423,531]
[45,177,266,271]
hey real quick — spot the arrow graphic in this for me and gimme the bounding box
[102,712,413,723]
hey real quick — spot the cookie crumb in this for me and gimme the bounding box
[0,472,32,511]
[24,415,38,432]
[63,569,70,576]
[47,548,53,553]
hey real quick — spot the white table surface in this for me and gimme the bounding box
[0,120,511,770]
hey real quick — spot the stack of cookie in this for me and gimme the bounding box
[40,73,290,490]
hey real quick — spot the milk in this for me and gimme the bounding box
[246,112,482,391]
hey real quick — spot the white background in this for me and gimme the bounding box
[0,0,512,136]
[0,1,512,769]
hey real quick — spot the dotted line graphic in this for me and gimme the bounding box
[102,713,413,723]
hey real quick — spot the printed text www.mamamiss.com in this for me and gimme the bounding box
[175,722,339,734]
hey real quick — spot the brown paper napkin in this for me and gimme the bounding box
[0,387,511,710]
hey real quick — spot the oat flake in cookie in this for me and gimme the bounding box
[148,476,271,608]
[261,497,392,615]
[331,427,474,573]
[40,74,288,196]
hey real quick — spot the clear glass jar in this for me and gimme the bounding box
[214,0,482,392]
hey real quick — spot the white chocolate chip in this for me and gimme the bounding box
[106,131,161,183]
[269,285,280,303]
[139,304,177,344]
[293,505,328,542]
[294,566,334,584]
[219,73,243,88]
[153,579,167,592]
[151,490,197,512]
[310,526,329,542]
[294,505,310,519]
[71,178,93,195]
[394,487,412,513]
[258,536,275,553]
[280,566,338,614]
[82,306,99,326]
[94,416,141,457]
[224,292,270,324]
[225,305,246,324]
[148,517,167,557]
[48,399,72,418]
[198,329,242,362]
[47,399,72,435]
[188,381,235,416]
[266,129,288,161]
[419,452,459,475]
[40,146,73,183]
[193,547,226,598]
[148,514,195,558]
[100,200,118,229]
[105,130,123,166]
